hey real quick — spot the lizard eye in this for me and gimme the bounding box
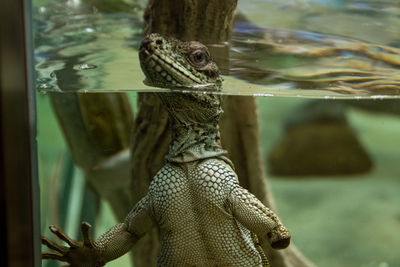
[190,51,207,65]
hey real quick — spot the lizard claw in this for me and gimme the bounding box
[41,235,69,254]
[81,222,95,248]
[42,251,66,261]
[49,225,80,249]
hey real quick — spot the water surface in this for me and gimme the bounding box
[34,0,400,98]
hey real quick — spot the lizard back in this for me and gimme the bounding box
[149,159,262,266]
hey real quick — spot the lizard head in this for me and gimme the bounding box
[139,33,223,91]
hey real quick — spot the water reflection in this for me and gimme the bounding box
[33,0,400,97]
[230,19,400,96]
[34,0,144,92]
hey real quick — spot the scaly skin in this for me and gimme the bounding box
[42,33,290,267]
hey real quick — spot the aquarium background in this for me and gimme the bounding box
[34,0,400,266]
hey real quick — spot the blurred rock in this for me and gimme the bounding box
[268,118,373,176]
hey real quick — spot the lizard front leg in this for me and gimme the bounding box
[42,194,155,266]
[229,186,291,249]
[42,222,136,266]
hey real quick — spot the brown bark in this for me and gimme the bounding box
[143,0,237,43]
[131,0,314,266]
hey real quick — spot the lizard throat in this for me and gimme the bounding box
[166,120,227,164]
[156,92,229,164]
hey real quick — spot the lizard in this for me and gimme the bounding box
[41,33,291,267]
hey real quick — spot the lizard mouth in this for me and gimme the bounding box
[139,33,222,91]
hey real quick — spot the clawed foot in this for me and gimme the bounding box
[42,222,103,266]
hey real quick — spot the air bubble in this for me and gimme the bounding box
[73,63,98,70]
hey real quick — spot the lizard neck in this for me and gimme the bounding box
[167,116,226,163]
[157,92,229,164]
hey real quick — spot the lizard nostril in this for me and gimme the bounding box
[140,38,152,50]
[140,37,158,53]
